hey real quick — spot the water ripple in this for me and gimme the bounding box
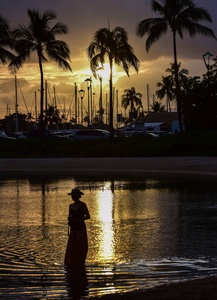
[1,258,217,299]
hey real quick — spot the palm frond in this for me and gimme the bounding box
[46,40,71,59]
[46,43,72,71]
[48,52,72,71]
[180,5,213,23]
[152,0,165,14]
[145,21,168,51]
[92,55,105,78]
[12,25,34,41]
[113,26,128,43]
[136,18,165,37]
[0,47,15,64]
[50,22,68,36]
[8,52,31,73]
[28,9,56,24]
[181,21,216,39]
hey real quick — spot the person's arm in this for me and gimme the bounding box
[68,205,74,225]
[83,203,90,220]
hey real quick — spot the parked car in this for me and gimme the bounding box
[73,129,110,140]
[152,131,175,137]
[0,130,16,140]
[133,132,159,138]
[26,130,62,139]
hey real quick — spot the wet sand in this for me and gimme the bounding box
[1,156,217,299]
[90,276,217,299]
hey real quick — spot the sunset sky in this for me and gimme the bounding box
[0,0,216,120]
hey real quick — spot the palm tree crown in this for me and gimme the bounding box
[87,26,139,138]
[150,101,166,113]
[0,14,15,65]
[136,0,215,52]
[121,87,142,112]
[156,75,174,112]
[9,9,72,135]
[136,0,216,132]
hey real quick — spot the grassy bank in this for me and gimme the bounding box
[1,131,217,158]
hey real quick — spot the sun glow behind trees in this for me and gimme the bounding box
[0,1,216,123]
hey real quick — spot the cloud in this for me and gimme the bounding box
[1,96,14,105]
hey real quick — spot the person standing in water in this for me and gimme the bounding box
[64,188,90,266]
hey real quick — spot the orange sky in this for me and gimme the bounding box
[0,0,216,120]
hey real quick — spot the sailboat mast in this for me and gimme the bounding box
[147,84,149,113]
[45,80,48,130]
[35,91,37,130]
[15,75,18,132]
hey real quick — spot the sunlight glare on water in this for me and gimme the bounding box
[1,175,217,299]
[95,183,115,263]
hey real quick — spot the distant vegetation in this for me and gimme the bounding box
[1,131,217,158]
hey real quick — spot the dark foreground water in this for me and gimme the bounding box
[1,173,217,299]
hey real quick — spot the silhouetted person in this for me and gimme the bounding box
[64,188,90,266]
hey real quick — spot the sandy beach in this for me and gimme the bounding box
[1,156,217,299]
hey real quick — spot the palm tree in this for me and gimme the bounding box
[87,27,139,138]
[0,14,15,65]
[150,101,166,113]
[9,9,72,137]
[136,0,216,132]
[156,76,174,112]
[121,87,143,121]
[166,63,189,89]
[46,105,61,130]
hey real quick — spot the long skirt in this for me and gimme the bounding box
[64,228,88,266]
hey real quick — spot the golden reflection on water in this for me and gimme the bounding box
[95,183,115,263]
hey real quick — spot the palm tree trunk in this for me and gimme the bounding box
[38,54,44,139]
[109,58,114,139]
[173,32,183,133]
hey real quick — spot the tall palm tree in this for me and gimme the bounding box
[0,14,15,65]
[121,87,143,120]
[87,27,139,138]
[9,9,72,137]
[136,0,216,132]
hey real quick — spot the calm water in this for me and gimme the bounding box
[1,174,217,299]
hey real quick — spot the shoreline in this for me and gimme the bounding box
[1,157,217,177]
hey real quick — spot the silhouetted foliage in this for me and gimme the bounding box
[0,14,15,65]
[136,0,216,133]
[182,75,217,130]
[9,9,72,136]
[87,26,139,138]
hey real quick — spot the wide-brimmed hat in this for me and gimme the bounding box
[68,187,84,196]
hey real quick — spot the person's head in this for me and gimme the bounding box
[68,188,84,202]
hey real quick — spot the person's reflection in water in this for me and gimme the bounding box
[64,187,90,299]
[65,265,88,299]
